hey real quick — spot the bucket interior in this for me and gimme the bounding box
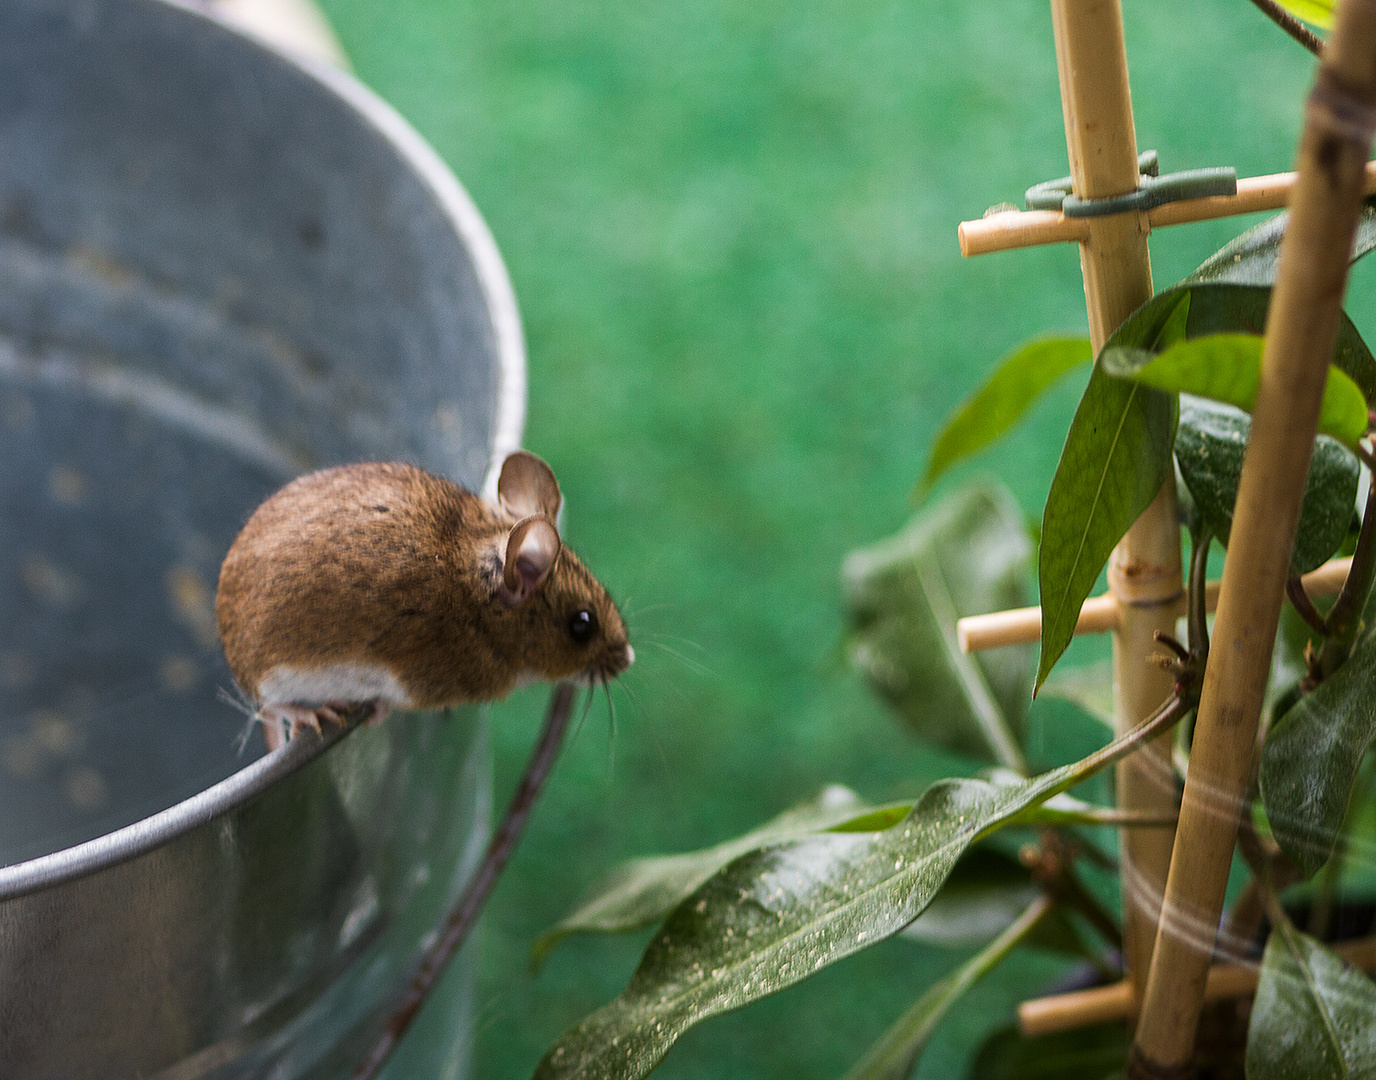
[0,0,509,866]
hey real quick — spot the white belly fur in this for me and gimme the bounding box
[257,663,413,708]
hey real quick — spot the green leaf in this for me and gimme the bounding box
[1036,367,1177,691]
[1103,334,1369,448]
[1269,0,1333,30]
[533,714,1177,1080]
[1187,199,1376,287]
[1245,921,1376,1079]
[842,898,1052,1080]
[966,1022,1131,1080]
[921,338,1092,492]
[1175,397,1358,579]
[1035,275,1376,690]
[844,484,1032,769]
[531,786,874,966]
[1155,290,1192,350]
[1109,283,1376,401]
[1260,632,1376,876]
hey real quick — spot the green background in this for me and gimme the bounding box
[310,2,1360,1076]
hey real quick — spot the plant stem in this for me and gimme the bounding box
[1246,0,1324,56]
[1317,470,1376,676]
[1188,526,1213,662]
[1287,576,1328,634]
[353,682,579,1080]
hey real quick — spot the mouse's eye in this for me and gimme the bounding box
[568,609,598,644]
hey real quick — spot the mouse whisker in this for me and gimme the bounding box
[602,677,618,778]
[642,640,714,677]
[566,682,598,746]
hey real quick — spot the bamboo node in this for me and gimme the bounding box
[1310,67,1376,149]
[1108,554,1185,607]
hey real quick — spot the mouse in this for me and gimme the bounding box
[216,451,633,750]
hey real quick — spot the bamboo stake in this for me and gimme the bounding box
[959,162,1376,257]
[956,555,1352,653]
[1130,4,1376,1073]
[1049,0,1180,1001]
[1019,934,1376,1037]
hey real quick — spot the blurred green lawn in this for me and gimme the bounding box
[312,1,1356,1076]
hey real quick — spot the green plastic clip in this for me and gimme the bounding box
[1025,151,1236,218]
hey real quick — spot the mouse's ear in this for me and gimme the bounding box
[498,451,562,524]
[501,514,561,606]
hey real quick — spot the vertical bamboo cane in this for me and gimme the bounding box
[1049,0,1181,999]
[1130,3,1376,1074]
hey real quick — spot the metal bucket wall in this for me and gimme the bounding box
[0,0,525,1076]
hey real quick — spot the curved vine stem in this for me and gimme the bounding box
[1246,0,1324,56]
[353,682,579,1080]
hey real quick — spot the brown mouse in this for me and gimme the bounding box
[216,451,633,749]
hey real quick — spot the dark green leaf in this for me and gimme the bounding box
[843,898,1052,1080]
[533,717,1174,1080]
[532,786,873,966]
[1187,199,1376,287]
[1036,367,1176,690]
[1261,632,1376,876]
[1245,921,1376,1078]
[1104,335,1368,448]
[844,484,1032,768]
[921,338,1092,492]
[1035,287,1191,691]
[1175,397,1359,578]
[966,1022,1130,1080]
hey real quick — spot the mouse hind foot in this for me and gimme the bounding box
[258,701,356,751]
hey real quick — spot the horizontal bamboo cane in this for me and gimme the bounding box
[1018,933,1376,1037]
[956,555,1351,653]
[958,161,1376,257]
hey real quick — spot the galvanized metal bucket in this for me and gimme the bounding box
[0,0,525,1076]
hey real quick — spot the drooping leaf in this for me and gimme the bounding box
[1174,397,1359,577]
[1036,367,1176,690]
[531,786,875,967]
[1267,0,1333,30]
[533,714,1177,1080]
[1106,283,1376,400]
[844,484,1032,768]
[843,898,1052,1080]
[1260,632,1376,876]
[1245,921,1376,1079]
[966,1022,1131,1080]
[1187,199,1376,287]
[921,338,1092,492]
[1103,334,1369,448]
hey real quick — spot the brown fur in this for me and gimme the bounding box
[216,461,630,708]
